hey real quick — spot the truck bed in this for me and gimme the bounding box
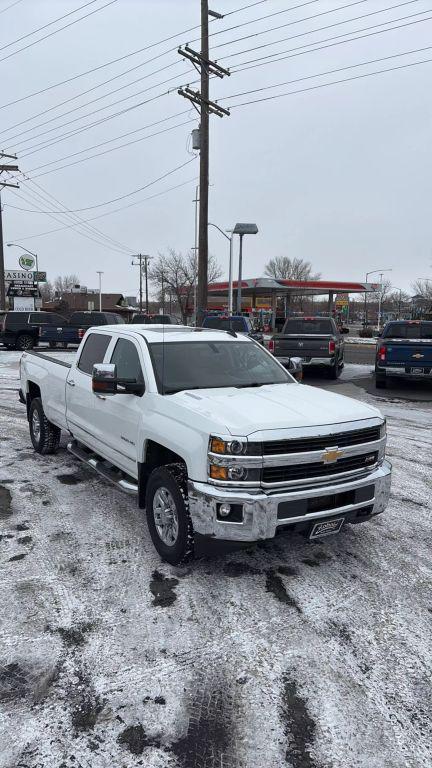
[20,350,72,430]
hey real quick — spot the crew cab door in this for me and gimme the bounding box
[65,331,112,449]
[92,336,146,477]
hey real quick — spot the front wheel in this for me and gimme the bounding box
[145,463,194,565]
[29,397,61,454]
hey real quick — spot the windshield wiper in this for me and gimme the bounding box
[235,382,266,388]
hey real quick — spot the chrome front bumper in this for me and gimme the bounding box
[188,461,392,542]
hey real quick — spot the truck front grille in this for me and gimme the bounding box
[262,452,378,485]
[262,426,381,455]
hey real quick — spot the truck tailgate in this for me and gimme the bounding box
[39,325,80,345]
[383,340,432,367]
[274,335,332,358]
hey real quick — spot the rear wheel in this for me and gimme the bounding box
[16,334,35,351]
[145,463,194,565]
[29,397,61,454]
[329,360,341,379]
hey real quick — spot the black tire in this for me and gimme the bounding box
[29,397,61,455]
[375,375,387,389]
[16,334,35,351]
[329,360,341,379]
[145,463,194,565]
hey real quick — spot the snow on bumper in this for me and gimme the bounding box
[188,461,392,541]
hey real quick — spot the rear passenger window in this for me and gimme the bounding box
[78,333,111,375]
[110,338,144,383]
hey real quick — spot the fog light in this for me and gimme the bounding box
[227,466,246,480]
[219,503,231,517]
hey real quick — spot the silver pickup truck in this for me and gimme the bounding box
[20,324,392,564]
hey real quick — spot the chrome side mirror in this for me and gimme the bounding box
[92,363,117,395]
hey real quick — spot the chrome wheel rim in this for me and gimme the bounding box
[153,487,179,546]
[32,410,41,441]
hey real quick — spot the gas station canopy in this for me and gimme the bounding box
[208,277,379,297]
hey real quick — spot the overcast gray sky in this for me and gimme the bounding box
[1,0,431,297]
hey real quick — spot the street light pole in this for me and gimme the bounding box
[237,234,244,315]
[208,222,233,314]
[96,271,103,311]
[364,268,392,327]
[232,223,258,315]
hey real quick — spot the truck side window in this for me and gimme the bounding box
[110,338,144,383]
[78,333,111,375]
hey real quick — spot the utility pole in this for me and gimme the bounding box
[178,5,230,325]
[0,152,20,311]
[131,254,151,313]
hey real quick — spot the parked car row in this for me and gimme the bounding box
[0,311,180,350]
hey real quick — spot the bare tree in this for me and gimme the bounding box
[149,249,222,323]
[411,279,432,299]
[39,280,55,302]
[53,274,80,295]
[264,256,321,281]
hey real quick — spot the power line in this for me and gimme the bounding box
[23,110,190,173]
[0,0,102,53]
[10,186,134,255]
[214,0,422,55]
[6,175,199,239]
[228,53,432,108]
[222,43,432,102]
[28,119,195,179]
[0,0,119,65]
[21,156,198,213]
[0,60,183,145]
[0,0,24,16]
[223,0,269,16]
[0,55,184,140]
[208,0,322,39]
[7,89,170,153]
[0,0,264,110]
[17,179,136,253]
[227,12,432,74]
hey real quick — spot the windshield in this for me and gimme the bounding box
[282,318,334,334]
[150,340,292,394]
[383,322,432,339]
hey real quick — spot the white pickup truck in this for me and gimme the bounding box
[19,325,392,564]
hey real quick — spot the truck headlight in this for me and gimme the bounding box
[210,437,245,455]
[209,436,262,456]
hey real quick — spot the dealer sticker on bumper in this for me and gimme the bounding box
[309,517,344,539]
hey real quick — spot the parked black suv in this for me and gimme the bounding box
[0,311,67,351]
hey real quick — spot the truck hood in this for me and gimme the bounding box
[171,383,382,436]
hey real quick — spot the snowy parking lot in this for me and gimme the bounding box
[1,350,431,768]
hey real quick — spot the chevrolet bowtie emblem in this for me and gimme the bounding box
[412,353,424,359]
[322,447,343,463]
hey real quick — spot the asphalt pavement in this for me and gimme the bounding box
[0,350,431,768]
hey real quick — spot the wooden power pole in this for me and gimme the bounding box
[0,153,20,311]
[178,4,230,324]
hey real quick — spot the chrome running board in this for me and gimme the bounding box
[67,440,138,496]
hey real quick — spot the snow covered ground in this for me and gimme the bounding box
[0,350,431,768]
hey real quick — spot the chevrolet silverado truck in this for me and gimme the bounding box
[20,325,391,564]
[269,316,346,378]
[375,320,432,388]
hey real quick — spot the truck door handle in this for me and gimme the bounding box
[67,379,75,387]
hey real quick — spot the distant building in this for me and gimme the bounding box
[42,291,136,320]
